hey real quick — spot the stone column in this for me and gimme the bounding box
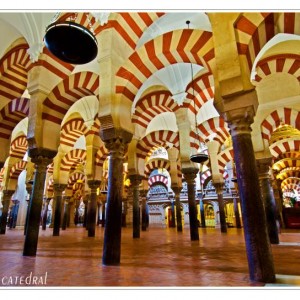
[87,180,101,237]
[225,107,275,283]
[233,196,242,228]
[122,199,127,227]
[97,200,101,226]
[101,135,130,265]
[199,197,206,228]
[101,197,106,227]
[214,182,227,233]
[24,182,33,235]
[83,196,88,228]
[140,190,147,231]
[182,168,199,241]
[62,196,71,230]
[257,158,279,244]
[173,187,183,232]
[23,150,55,256]
[52,184,66,236]
[129,174,143,238]
[41,198,51,230]
[68,198,75,227]
[0,190,14,234]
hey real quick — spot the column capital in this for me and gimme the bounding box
[128,174,143,187]
[223,106,256,137]
[2,190,14,200]
[172,186,182,195]
[182,167,198,184]
[256,157,272,179]
[28,148,57,170]
[53,184,67,194]
[213,182,224,195]
[88,180,101,190]
[63,196,71,203]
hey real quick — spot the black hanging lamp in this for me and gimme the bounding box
[44,13,98,64]
[187,21,209,164]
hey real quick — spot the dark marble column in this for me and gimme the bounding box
[182,168,199,241]
[101,134,131,266]
[52,184,66,236]
[0,190,14,234]
[233,196,242,228]
[87,180,101,237]
[62,196,71,230]
[214,182,227,233]
[173,187,183,232]
[101,198,106,227]
[140,190,147,231]
[129,174,143,238]
[122,199,127,227]
[225,107,275,283]
[257,158,279,244]
[68,198,75,227]
[83,196,88,228]
[97,201,101,226]
[199,197,206,228]
[42,198,51,230]
[24,183,33,235]
[23,149,56,256]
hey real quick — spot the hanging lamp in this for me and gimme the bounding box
[186,21,209,164]
[44,13,98,64]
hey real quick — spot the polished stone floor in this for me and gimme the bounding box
[0,226,300,288]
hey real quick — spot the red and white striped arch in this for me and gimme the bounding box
[261,108,300,141]
[253,54,300,83]
[58,12,164,49]
[270,138,300,159]
[9,160,27,180]
[0,97,29,139]
[235,13,300,72]
[95,146,109,167]
[200,169,211,185]
[136,130,179,159]
[217,147,234,174]
[60,149,87,172]
[116,29,214,103]
[9,135,28,159]
[144,158,170,176]
[273,158,300,172]
[0,44,31,102]
[42,71,99,124]
[186,72,215,114]
[47,163,54,174]
[277,167,300,180]
[60,118,89,148]
[281,177,300,191]
[197,117,229,144]
[0,167,5,185]
[66,171,85,194]
[148,174,168,188]
[132,91,179,129]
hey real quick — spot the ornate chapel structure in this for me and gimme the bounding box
[0,11,300,284]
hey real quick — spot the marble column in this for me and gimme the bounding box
[122,199,127,227]
[83,196,88,228]
[69,198,75,227]
[257,158,279,244]
[24,182,33,235]
[199,197,206,228]
[87,180,100,237]
[182,168,199,241]
[52,184,66,236]
[173,187,183,232]
[129,174,143,238]
[233,196,242,228]
[102,136,130,265]
[101,198,106,227]
[41,198,51,230]
[225,107,275,283]
[23,150,55,256]
[62,196,71,230]
[140,190,147,231]
[0,190,14,234]
[214,182,227,233]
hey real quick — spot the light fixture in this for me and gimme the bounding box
[44,13,98,64]
[186,21,209,164]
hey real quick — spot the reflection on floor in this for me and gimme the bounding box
[0,226,299,287]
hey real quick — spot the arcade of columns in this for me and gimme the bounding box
[0,12,300,284]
